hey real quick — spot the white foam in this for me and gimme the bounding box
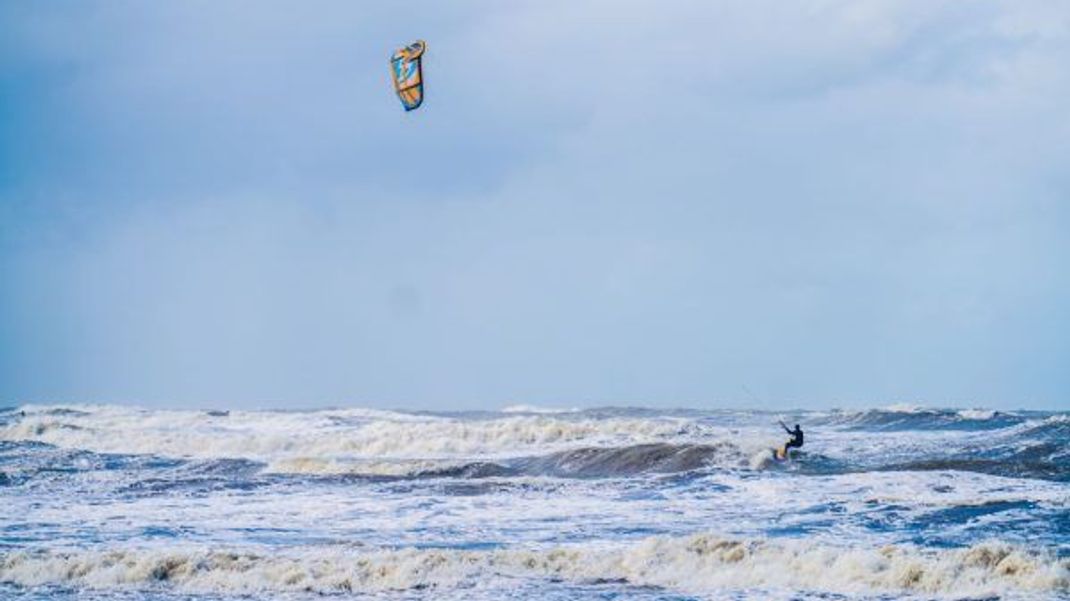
[748,448,777,470]
[0,405,710,475]
[882,403,931,414]
[957,409,998,420]
[501,404,578,414]
[1,536,1065,597]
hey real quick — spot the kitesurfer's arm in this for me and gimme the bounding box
[779,421,792,435]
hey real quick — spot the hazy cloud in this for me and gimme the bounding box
[1,1,1068,408]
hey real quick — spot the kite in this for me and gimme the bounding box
[390,40,426,111]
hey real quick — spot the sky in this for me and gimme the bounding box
[1,1,1068,410]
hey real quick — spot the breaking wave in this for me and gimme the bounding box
[1014,414,1070,443]
[1,405,1066,481]
[1,536,1066,597]
[515,442,751,477]
[814,406,1027,431]
[0,405,704,463]
[501,404,578,414]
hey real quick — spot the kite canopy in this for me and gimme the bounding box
[390,40,426,111]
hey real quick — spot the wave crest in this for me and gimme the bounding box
[0,406,701,465]
[518,442,748,477]
[1,537,1065,596]
[816,407,1025,431]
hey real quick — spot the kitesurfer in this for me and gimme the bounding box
[778,421,804,459]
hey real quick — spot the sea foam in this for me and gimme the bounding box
[1,536,1065,597]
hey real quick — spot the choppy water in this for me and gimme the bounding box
[0,404,1067,600]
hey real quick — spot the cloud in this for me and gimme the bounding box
[1,1,1068,408]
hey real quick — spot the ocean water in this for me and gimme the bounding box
[0,404,1066,600]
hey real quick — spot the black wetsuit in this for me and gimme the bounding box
[782,425,804,451]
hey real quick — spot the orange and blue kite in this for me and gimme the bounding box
[390,40,426,111]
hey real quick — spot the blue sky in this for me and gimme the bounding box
[1,1,1068,409]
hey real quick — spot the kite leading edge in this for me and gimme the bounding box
[390,40,426,111]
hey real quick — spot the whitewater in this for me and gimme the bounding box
[0,405,1066,600]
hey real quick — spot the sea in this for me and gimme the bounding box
[0,404,1066,600]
